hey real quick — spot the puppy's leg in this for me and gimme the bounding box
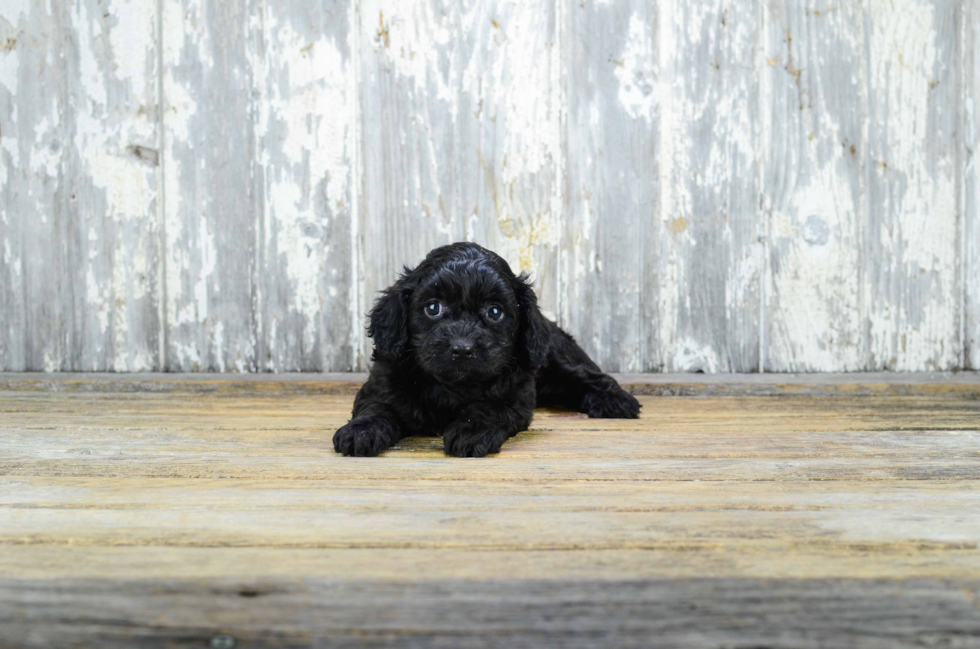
[536,323,640,419]
[333,378,406,457]
[443,398,534,458]
[333,410,403,457]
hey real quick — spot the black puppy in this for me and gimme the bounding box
[333,242,640,457]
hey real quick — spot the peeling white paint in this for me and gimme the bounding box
[86,265,109,336]
[70,0,159,371]
[762,0,868,373]
[458,0,560,296]
[866,0,959,371]
[161,73,197,144]
[379,3,457,110]
[614,13,656,122]
[31,116,61,177]
[3,0,974,373]
[261,21,348,341]
[109,0,155,95]
[212,321,225,372]
[672,338,721,373]
[0,43,18,100]
[966,4,980,370]
[0,0,32,23]
[769,171,863,371]
[658,0,761,371]
[193,212,214,324]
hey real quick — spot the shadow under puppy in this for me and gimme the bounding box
[334,242,640,457]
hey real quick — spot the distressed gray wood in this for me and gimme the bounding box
[357,0,464,365]
[161,0,259,372]
[3,577,980,649]
[966,2,979,371]
[455,0,561,322]
[0,2,66,372]
[1,371,978,398]
[67,0,162,371]
[763,2,866,372]
[2,0,977,373]
[561,0,660,372]
[657,0,763,372]
[865,0,961,371]
[0,1,160,372]
[358,0,561,365]
[256,0,355,371]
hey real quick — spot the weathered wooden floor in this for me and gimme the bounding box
[1,374,980,648]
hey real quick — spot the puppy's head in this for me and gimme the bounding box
[368,243,549,382]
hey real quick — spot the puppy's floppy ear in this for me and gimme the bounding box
[513,272,550,370]
[368,270,414,361]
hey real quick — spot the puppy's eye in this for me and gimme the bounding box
[424,300,442,318]
[486,305,503,321]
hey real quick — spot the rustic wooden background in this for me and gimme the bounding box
[0,0,976,373]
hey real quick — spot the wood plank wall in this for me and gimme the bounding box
[0,1,975,373]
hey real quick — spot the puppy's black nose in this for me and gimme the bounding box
[451,342,475,359]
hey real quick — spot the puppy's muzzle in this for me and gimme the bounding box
[451,340,475,359]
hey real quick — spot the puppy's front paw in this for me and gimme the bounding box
[333,416,396,457]
[443,425,507,458]
[582,388,641,419]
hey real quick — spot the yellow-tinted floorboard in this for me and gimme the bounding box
[2,379,979,647]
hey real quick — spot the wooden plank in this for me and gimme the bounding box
[762,1,866,371]
[658,0,764,372]
[256,0,356,371]
[1,371,979,396]
[0,3,71,371]
[3,392,980,482]
[966,2,980,371]
[865,0,961,371]
[4,476,980,552]
[357,0,561,362]
[455,0,561,320]
[0,0,160,373]
[561,0,659,372]
[161,0,258,371]
[357,0,464,364]
[0,373,369,394]
[3,0,357,372]
[3,544,980,582]
[3,577,979,649]
[2,2,979,375]
[2,386,980,646]
[67,0,162,371]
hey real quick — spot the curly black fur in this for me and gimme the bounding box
[333,242,641,457]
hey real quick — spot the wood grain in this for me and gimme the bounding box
[2,1,977,372]
[357,0,561,364]
[4,577,980,649]
[1,371,979,397]
[658,0,763,372]
[357,0,463,365]
[1,382,980,646]
[762,1,865,371]
[4,392,980,482]
[256,0,356,372]
[161,0,259,372]
[865,0,961,371]
[0,1,68,371]
[68,0,162,372]
[965,1,979,371]
[562,0,659,372]
[456,0,561,320]
[0,1,161,371]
